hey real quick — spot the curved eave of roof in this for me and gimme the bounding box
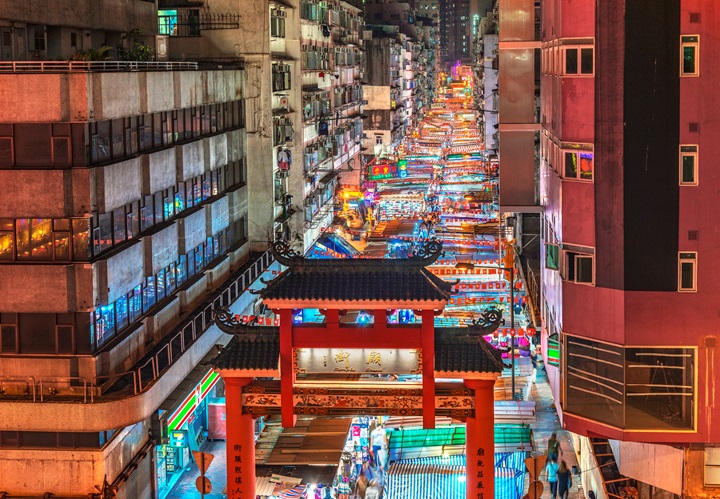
[434,335,506,374]
[215,321,281,336]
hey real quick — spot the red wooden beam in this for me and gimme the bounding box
[292,326,423,349]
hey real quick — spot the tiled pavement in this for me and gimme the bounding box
[528,363,586,499]
[164,440,227,499]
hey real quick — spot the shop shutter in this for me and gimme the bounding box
[115,448,155,499]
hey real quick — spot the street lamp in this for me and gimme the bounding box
[454,260,517,399]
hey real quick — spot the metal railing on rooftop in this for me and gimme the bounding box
[0,60,199,73]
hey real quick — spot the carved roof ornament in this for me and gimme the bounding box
[408,238,444,264]
[213,307,278,337]
[269,238,445,269]
[466,307,505,336]
[270,240,304,267]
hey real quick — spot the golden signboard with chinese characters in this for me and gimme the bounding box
[295,348,421,374]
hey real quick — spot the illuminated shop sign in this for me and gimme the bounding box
[169,430,188,448]
[295,348,420,374]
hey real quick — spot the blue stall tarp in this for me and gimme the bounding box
[384,453,526,499]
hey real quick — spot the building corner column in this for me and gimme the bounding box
[225,376,256,499]
[465,378,496,499]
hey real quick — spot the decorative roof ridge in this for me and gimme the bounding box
[269,239,444,269]
[214,308,281,337]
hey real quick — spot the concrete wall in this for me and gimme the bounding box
[572,434,607,499]
[0,0,157,35]
[0,447,103,496]
[0,70,245,123]
[0,169,90,218]
[610,440,684,496]
[95,157,143,213]
[178,207,207,253]
[0,419,151,497]
[145,223,179,276]
[101,240,144,304]
[0,264,92,313]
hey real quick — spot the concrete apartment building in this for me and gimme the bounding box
[361,0,437,157]
[159,0,365,253]
[497,0,720,497]
[472,4,498,155]
[0,1,280,497]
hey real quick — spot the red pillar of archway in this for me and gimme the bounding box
[225,377,256,499]
[465,378,496,499]
[279,308,296,428]
[421,308,436,428]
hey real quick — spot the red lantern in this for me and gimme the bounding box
[527,327,536,337]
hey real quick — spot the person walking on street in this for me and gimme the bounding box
[365,479,382,499]
[547,432,560,461]
[557,460,572,499]
[545,455,560,499]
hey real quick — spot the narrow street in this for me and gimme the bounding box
[166,71,577,499]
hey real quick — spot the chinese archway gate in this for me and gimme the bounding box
[213,241,504,499]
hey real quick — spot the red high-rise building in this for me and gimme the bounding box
[537,1,720,496]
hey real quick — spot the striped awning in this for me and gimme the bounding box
[275,484,307,499]
[384,453,526,499]
[385,456,466,499]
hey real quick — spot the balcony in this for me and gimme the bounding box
[158,12,241,37]
[0,60,198,73]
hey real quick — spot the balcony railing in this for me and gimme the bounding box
[0,60,199,73]
[0,249,274,404]
[159,12,241,37]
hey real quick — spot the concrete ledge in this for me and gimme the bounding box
[0,324,224,432]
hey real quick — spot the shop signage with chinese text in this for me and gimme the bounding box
[295,348,420,374]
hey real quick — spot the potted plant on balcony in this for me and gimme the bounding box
[116,28,155,62]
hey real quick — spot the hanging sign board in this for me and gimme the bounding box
[295,348,420,374]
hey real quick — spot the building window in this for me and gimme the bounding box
[678,252,697,292]
[375,135,383,145]
[564,46,594,75]
[681,35,699,76]
[563,149,593,180]
[271,8,286,38]
[706,448,720,487]
[545,243,559,270]
[33,29,46,51]
[679,145,698,185]
[563,249,594,285]
[565,336,695,430]
[624,346,695,430]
